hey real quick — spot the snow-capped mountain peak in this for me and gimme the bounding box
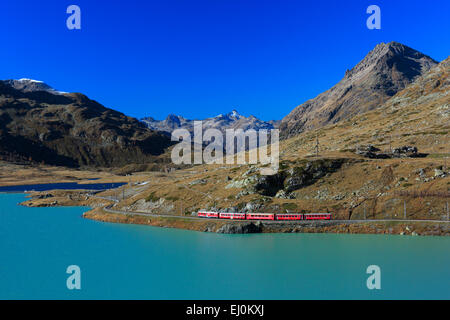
[228,109,242,119]
[17,78,44,83]
[2,78,68,95]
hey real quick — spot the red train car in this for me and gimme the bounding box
[304,213,332,220]
[276,214,303,221]
[198,211,219,219]
[246,213,275,220]
[219,212,246,220]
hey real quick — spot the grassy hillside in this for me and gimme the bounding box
[102,57,449,221]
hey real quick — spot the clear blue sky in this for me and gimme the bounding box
[1,0,449,121]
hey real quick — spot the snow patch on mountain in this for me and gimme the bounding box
[2,79,68,95]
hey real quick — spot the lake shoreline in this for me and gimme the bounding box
[3,191,449,299]
[10,186,450,237]
[82,206,450,236]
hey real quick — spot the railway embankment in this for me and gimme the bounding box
[19,189,450,236]
[83,207,450,236]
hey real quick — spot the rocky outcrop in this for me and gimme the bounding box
[355,145,385,158]
[252,173,286,196]
[126,198,175,214]
[239,159,352,197]
[355,145,425,159]
[216,222,262,234]
[391,146,420,158]
[283,159,346,192]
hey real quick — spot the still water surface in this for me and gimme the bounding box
[1,193,449,299]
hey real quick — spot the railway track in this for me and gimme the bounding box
[101,205,450,224]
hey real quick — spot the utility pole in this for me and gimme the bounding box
[315,134,319,157]
[404,200,406,220]
[447,202,449,221]
[389,135,392,153]
[444,156,447,173]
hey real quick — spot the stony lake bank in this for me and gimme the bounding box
[16,189,450,236]
[83,208,450,236]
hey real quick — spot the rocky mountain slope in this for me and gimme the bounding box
[0,80,172,167]
[283,56,449,158]
[142,109,280,135]
[280,42,438,139]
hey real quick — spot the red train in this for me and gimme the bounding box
[197,211,219,219]
[197,211,332,221]
[219,212,246,220]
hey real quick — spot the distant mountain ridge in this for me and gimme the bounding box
[142,110,280,135]
[280,41,438,139]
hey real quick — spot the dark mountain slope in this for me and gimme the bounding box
[0,81,172,167]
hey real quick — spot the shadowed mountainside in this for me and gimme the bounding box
[0,81,172,167]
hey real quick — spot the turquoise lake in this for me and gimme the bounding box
[1,193,449,299]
